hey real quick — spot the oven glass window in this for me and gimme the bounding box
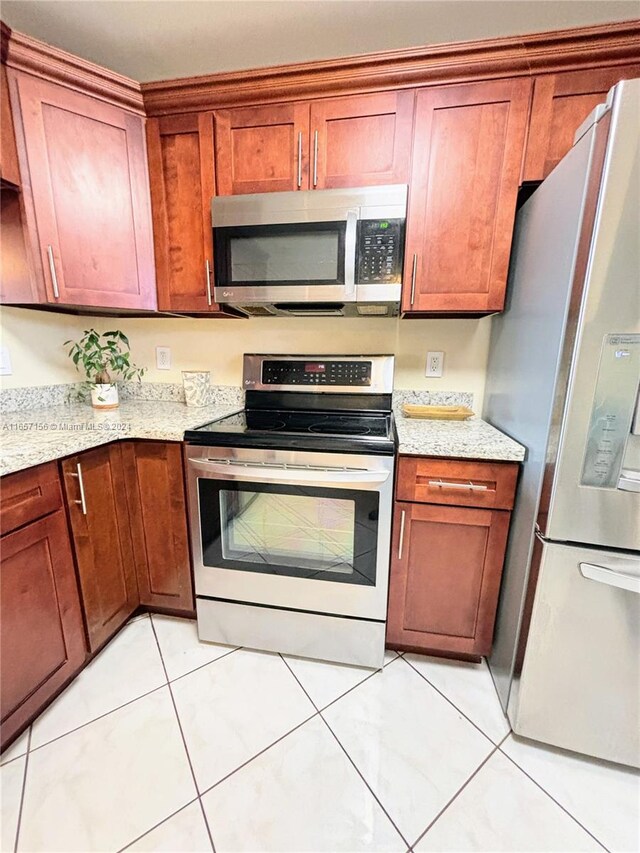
[230,233,339,283]
[199,481,378,586]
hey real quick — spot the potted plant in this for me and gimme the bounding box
[64,329,146,409]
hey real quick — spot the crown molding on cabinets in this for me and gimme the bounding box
[140,20,640,116]
[3,25,144,114]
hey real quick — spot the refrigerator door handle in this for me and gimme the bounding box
[618,468,640,493]
[579,561,640,594]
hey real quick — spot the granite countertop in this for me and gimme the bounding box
[0,400,241,477]
[394,409,525,462]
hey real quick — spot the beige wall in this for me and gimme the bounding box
[0,307,492,408]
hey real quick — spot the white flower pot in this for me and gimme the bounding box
[90,383,119,409]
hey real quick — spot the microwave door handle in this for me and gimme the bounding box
[188,458,389,488]
[344,209,358,300]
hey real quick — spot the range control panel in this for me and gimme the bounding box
[262,359,372,386]
[356,219,405,284]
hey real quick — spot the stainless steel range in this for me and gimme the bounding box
[184,354,396,668]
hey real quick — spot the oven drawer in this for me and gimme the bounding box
[1,462,64,535]
[396,456,518,510]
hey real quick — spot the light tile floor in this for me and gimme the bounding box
[1,614,638,852]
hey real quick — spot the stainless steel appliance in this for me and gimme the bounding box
[184,354,396,668]
[211,185,407,316]
[484,79,640,767]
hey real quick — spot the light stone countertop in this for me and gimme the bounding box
[0,400,241,477]
[394,410,526,462]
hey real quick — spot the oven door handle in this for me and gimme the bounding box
[188,458,390,489]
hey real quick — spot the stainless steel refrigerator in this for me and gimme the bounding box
[483,78,639,768]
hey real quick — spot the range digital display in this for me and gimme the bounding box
[305,363,326,373]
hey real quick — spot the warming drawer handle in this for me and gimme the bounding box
[579,561,640,594]
[428,479,488,492]
[189,458,390,487]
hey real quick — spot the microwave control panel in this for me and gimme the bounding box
[262,360,372,386]
[356,219,405,284]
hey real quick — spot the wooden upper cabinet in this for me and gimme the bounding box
[61,445,139,651]
[215,102,310,195]
[1,65,20,186]
[147,112,219,312]
[523,65,640,182]
[403,78,531,314]
[8,71,156,309]
[310,91,413,189]
[121,442,194,614]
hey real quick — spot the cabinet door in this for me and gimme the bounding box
[121,442,194,614]
[10,71,156,309]
[523,65,640,182]
[310,90,414,189]
[386,502,510,657]
[147,112,220,312]
[1,511,86,749]
[62,445,138,651]
[215,103,310,195]
[403,79,530,314]
[1,65,20,186]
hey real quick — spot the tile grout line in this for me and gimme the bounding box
[315,651,403,714]
[115,796,200,853]
[167,645,242,686]
[319,710,412,850]
[148,614,218,853]
[410,741,502,850]
[402,655,505,747]
[12,724,32,853]
[278,654,412,850]
[497,743,611,852]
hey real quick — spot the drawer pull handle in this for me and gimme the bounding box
[428,479,488,492]
[70,463,87,514]
[398,509,406,560]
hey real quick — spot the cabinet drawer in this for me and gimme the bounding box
[397,456,518,510]
[0,462,63,535]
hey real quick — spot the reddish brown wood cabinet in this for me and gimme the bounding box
[121,441,194,614]
[403,79,530,314]
[61,445,139,651]
[0,465,86,751]
[387,457,518,658]
[214,91,413,195]
[146,112,221,312]
[1,64,20,186]
[6,71,156,309]
[523,65,640,182]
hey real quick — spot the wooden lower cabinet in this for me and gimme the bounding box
[387,499,511,658]
[61,445,139,651]
[0,510,86,750]
[121,441,194,614]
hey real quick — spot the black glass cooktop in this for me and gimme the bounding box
[184,408,396,455]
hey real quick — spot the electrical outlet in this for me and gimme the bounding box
[0,346,12,376]
[426,351,444,378]
[156,346,171,370]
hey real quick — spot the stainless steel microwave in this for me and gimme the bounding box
[211,185,407,317]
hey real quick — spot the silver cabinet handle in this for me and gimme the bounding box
[297,131,303,188]
[70,462,87,514]
[427,479,488,492]
[397,510,406,560]
[410,253,417,306]
[46,245,60,299]
[205,259,212,306]
[580,562,640,594]
[313,130,319,187]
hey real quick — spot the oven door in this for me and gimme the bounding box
[213,211,358,304]
[186,446,394,620]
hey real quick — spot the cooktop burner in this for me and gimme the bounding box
[184,408,395,455]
